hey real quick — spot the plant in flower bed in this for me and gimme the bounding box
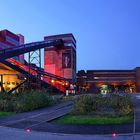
[73,94,133,116]
[54,94,134,125]
[0,90,54,113]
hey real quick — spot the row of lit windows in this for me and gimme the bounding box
[86,80,135,83]
[2,82,19,85]
[92,72,135,74]
[93,77,135,79]
[77,76,135,79]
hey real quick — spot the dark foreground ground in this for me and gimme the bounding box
[1,94,140,135]
[31,122,133,134]
[0,99,134,135]
[0,94,140,140]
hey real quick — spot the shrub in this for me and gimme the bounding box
[73,95,101,114]
[14,90,54,112]
[0,90,54,113]
[104,94,133,116]
[72,94,133,116]
[0,94,15,111]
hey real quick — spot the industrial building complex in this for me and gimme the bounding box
[0,29,139,94]
[77,68,140,93]
[0,29,76,93]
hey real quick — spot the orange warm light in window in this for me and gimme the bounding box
[0,70,22,92]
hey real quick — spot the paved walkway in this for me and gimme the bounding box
[0,100,133,135]
[0,126,135,140]
[0,101,73,127]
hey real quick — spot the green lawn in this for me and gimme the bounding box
[53,115,133,125]
[0,112,16,117]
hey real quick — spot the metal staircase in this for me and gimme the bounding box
[0,39,69,93]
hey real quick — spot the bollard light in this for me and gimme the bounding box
[112,132,117,137]
[25,128,31,133]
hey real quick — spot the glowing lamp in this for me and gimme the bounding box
[25,128,31,133]
[51,79,54,83]
[112,132,117,137]
[62,83,65,86]
[65,82,69,86]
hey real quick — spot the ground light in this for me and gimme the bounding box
[112,132,117,137]
[25,128,31,133]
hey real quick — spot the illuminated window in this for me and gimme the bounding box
[16,82,19,85]
[7,82,10,85]
[12,82,15,85]
[94,77,99,79]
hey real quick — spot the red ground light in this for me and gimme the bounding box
[25,128,31,133]
[112,132,117,137]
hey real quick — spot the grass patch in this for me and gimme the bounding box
[53,115,133,125]
[0,112,16,117]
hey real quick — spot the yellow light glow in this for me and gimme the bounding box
[51,79,55,83]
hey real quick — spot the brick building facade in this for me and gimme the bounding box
[44,33,76,83]
[77,67,140,93]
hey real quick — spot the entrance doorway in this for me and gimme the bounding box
[100,84,136,94]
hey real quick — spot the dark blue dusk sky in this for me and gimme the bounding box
[0,0,140,70]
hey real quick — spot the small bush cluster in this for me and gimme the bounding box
[74,95,99,114]
[110,94,133,116]
[73,94,133,116]
[0,90,54,112]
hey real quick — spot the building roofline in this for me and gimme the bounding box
[0,29,19,40]
[44,33,76,43]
